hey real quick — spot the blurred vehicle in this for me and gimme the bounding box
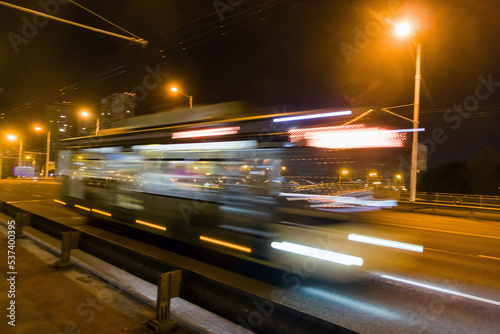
[56,103,397,279]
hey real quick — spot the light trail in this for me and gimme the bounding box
[348,234,424,252]
[381,274,500,307]
[271,241,363,266]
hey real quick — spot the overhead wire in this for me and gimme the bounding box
[67,0,141,39]
[1,0,308,118]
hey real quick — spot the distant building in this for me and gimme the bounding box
[46,101,77,138]
[45,102,77,162]
[99,93,136,130]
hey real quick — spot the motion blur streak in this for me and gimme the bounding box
[288,124,408,149]
[271,241,363,266]
[135,220,167,231]
[199,236,252,253]
[381,275,500,306]
[172,126,240,139]
[348,234,424,252]
[280,193,397,209]
[301,286,402,321]
[92,209,112,217]
[392,128,426,133]
[54,199,66,205]
[272,110,352,123]
[75,204,91,211]
[132,140,256,151]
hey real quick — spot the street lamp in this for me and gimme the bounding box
[340,169,349,184]
[395,174,402,188]
[395,22,411,36]
[80,109,100,135]
[6,134,23,168]
[35,126,51,178]
[367,172,377,187]
[396,22,421,203]
[170,86,193,109]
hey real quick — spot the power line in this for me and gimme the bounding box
[0,0,146,45]
[1,0,310,118]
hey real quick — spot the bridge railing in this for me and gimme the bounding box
[399,192,500,209]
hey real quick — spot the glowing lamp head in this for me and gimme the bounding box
[6,134,17,141]
[80,110,90,118]
[34,126,42,131]
[170,87,178,93]
[396,22,412,36]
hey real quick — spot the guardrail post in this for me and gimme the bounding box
[55,231,81,267]
[146,270,182,333]
[15,212,32,238]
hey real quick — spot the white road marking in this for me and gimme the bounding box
[366,220,500,240]
[382,274,500,307]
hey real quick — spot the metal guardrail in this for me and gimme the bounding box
[399,192,500,210]
[1,201,356,334]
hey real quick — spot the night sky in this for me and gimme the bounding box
[0,0,499,167]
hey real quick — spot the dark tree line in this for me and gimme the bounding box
[418,147,500,196]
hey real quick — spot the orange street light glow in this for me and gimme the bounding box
[396,22,411,36]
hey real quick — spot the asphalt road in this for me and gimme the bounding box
[1,179,499,333]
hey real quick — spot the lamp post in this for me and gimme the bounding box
[340,169,348,184]
[367,172,377,188]
[7,134,23,168]
[170,86,193,109]
[80,109,100,135]
[396,22,421,203]
[395,174,402,189]
[35,126,51,178]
